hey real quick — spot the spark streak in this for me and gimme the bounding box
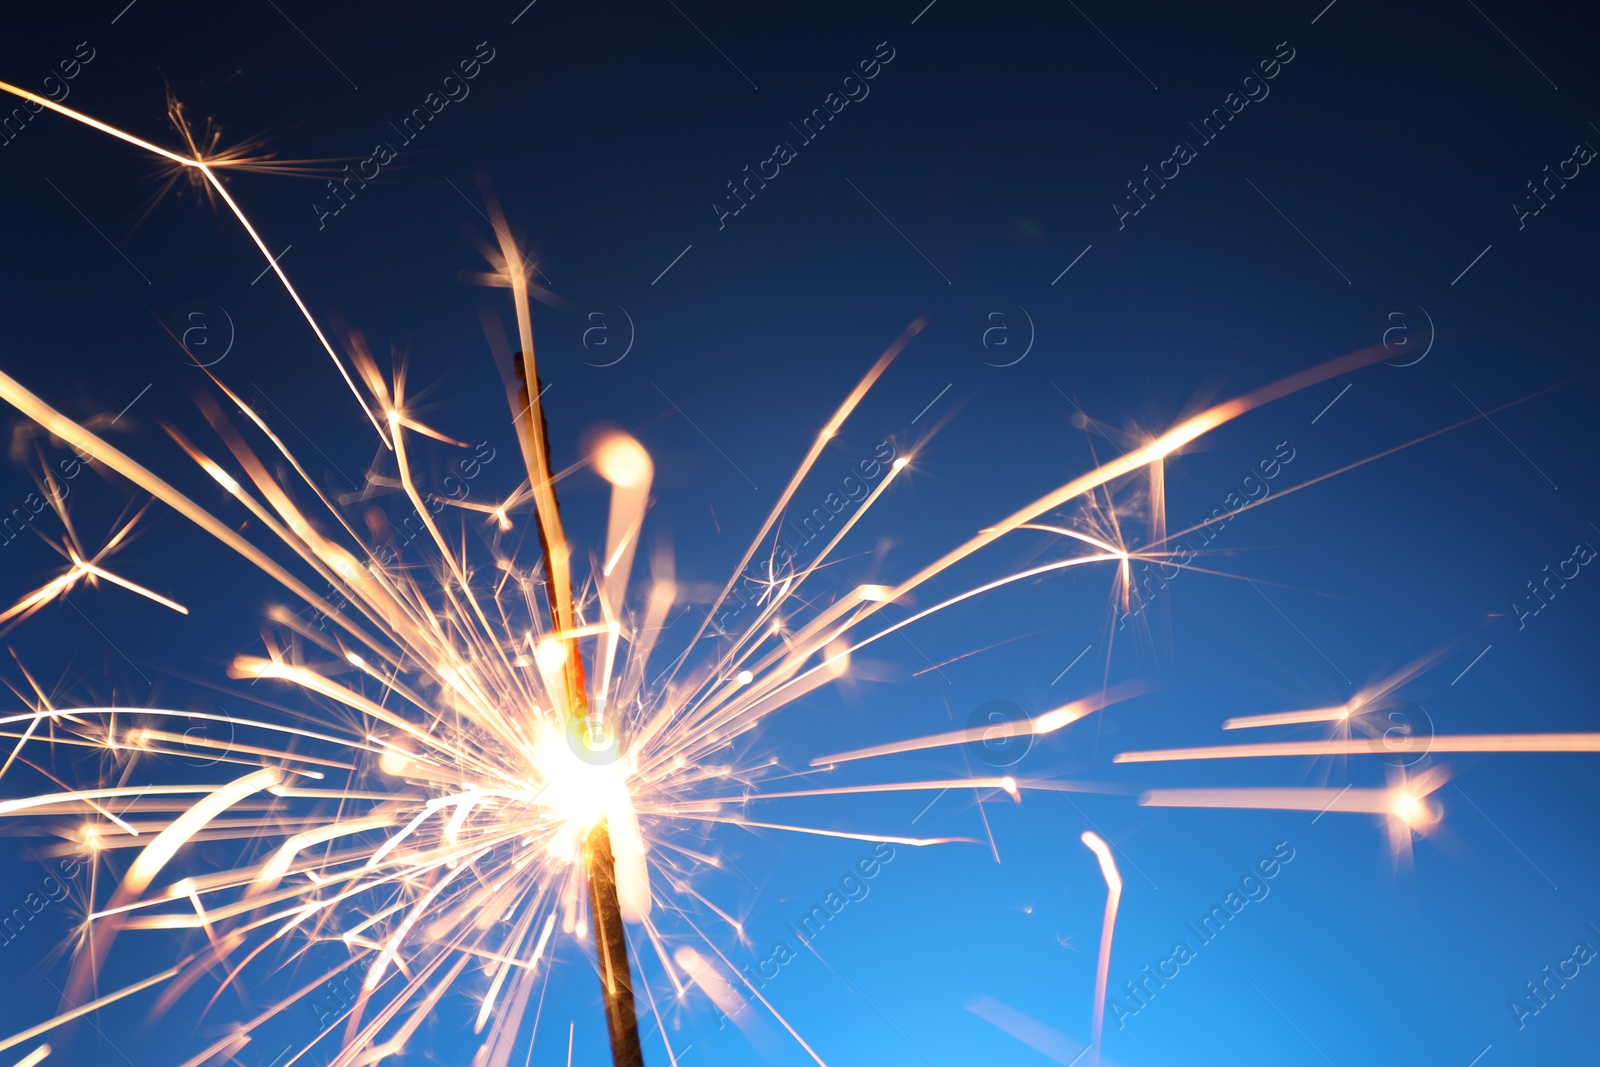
[1116,734,1600,763]
[1139,786,1432,815]
[1081,832,1121,1067]
[811,685,1147,767]
[1221,706,1349,730]
[0,81,388,443]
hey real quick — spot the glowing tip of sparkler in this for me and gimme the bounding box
[856,584,894,603]
[735,670,753,686]
[892,456,909,470]
[594,433,652,487]
[386,409,401,424]
[347,652,368,668]
[170,878,195,898]
[1389,791,1433,829]
[1000,776,1019,800]
[534,639,568,672]
[1339,706,1351,719]
[1032,706,1078,735]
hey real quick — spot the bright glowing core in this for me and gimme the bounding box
[532,720,634,836]
[1389,790,1430,828]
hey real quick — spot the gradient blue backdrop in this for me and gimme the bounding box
[1,1,1597,1064]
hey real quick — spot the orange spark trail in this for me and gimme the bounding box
[1115,734,1600,763]
[811,685,1146,767]
[680,776,1022,805]
[0,967,180,1055]
[1221,706,1349,729]
[1138,786,1440,814]
[1081,832,1121,1067]
[0,80,388,444]
[871,346,1392,614]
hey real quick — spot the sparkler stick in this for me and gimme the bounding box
[506,287,644,1060]
[587,822,646,1067]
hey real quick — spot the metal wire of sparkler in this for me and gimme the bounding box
[506,307,645,1063]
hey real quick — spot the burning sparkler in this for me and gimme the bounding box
[4,74,1574,1067]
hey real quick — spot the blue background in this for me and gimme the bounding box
[1,1,1597,1064]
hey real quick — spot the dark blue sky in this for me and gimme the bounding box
[1,1,1598,1064]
